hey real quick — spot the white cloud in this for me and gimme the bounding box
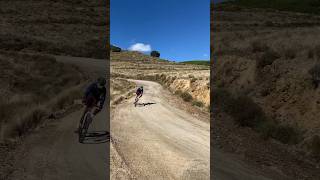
[128,43,152,52]
[203,53,208,57]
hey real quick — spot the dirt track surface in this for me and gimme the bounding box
[7,56,109,180]
[111,80,273,180]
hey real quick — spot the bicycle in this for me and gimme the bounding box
[134,96,141,107]
[78,105,98,143]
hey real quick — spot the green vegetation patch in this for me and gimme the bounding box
[181,61,210,66]
[226,0,320,14]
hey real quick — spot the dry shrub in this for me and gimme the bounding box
[191,78,197,83]
[308,63,320,88]
[213,88,302,144]
[264,20,274,26]
[256,49,280,68]
[175,90,183,95]
[283,47,297,59]
[180,92,193,102]
[192,100,204,107]
[9,107,48,137]
[251,40,269,53]
[308,49,315,59]
[0,52,86,140]
[188,74,195,78]
[315,44,320,59]
[213,88,233,111]
[309,135,320,159]
[271,124,302,144]
[0,101,17,124]
[230,95,266,127]
[50,85,84,111]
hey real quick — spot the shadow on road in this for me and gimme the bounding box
[81,131,110,144]
[136,102,156,107]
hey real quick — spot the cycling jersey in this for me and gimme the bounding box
[136,87,143,95]
[84,82,106,109]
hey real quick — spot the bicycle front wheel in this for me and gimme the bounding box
[79,112,91,143]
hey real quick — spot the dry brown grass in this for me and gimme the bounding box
[0,51,86,141]
[0,1,107,59]
[213,6,320,159]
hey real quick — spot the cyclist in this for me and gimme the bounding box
[75,77,106,133]
[134,86,143,106]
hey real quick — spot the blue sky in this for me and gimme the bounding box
[111,0,210,62]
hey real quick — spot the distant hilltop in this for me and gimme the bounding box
[216,0,320,14]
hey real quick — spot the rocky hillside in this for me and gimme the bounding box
[212,3,320,179]
[111,51,210,108]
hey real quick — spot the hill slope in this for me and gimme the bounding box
[0,0,107,58]
[224,0,320,14]
[212,3,320,179]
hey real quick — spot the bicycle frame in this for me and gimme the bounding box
[134,96,141,106]
[78,105,99,143]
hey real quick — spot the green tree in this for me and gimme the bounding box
[111,45,121,52]
[150,50,160,57]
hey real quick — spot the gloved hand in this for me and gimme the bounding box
[93,107,102,115]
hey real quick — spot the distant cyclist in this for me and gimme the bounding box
[134,86,143,106]
[75,77,106,133]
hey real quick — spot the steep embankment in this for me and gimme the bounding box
[212,3,320,179]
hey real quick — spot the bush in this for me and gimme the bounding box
[256,49,280,68]
[192,100,204,107]
[284,47,296,59]
[256,121,276,140]
[188,74,195,78]
[214,89,265,127]
[309,63,320,88]
[308,49,314,59]
[229,95,266,127]
[264,20,274,26]
[213,88,303,144]
[271,124,301,144]
[251,40,269,53]
[309,135,320,158]
[180,92,193,102]
[13,107,48,137]
[150,50,160,57]
[315,44,320,59]
[190,78,197,83]
[212,88,234,111]
[175,90,183,95]
[257,119,302,144]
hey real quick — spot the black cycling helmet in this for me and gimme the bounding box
[97,77,106,86]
